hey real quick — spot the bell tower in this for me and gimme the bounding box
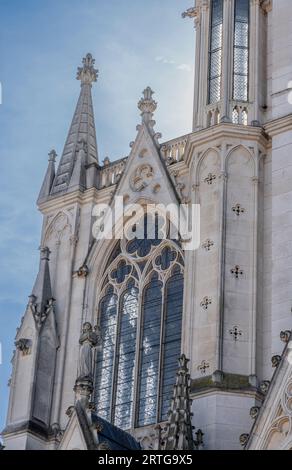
[183,0,270,130]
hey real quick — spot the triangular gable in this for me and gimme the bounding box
[114,122,180,208]
[247,333,292,450]
[59,410,89,450]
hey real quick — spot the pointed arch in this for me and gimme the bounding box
[225,144,256,176]
[43,210,73,245]
[192,147,222,187]
[92,215,185,430]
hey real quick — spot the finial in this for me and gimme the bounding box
[48,149,57,163]
[40,246,51,261]
[77,53,98,85]
[138,87,157,124]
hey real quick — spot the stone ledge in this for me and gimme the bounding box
[2,419,50,440]
[191,371,257,395]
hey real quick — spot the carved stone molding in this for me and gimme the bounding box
[260,380,271,395]
[77,265,89,278]
[260,0,272,14]
[232,204,245,216]
[202,239,214,251]
[130,164,154,192]
[271,355,282,369]
[77,53,98,85]
[66,406,75,418]
[29,296,55,330]
[240,433,250,447]
[250,406,260,420]
[15,338,32,356]
[197,360,210,375]
[200,297,212,310]
[280,331,291,344]
[229,326,243,342]
[231,265,244,279]
[204,173,216,185]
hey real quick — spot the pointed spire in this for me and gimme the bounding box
[163,355,195,451]
[29,247,54,329]
[51,53,99,194]
[37,150,56,203]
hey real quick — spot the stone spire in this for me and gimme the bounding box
[163,355,195,451]
[51,53,99,194]
[37,150,56,203]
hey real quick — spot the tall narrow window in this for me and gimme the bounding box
[233,0,250,101]
[208,0,224,104]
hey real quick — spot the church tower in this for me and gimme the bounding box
[3,0,292,451]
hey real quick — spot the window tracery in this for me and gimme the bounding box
[94,220,184,430]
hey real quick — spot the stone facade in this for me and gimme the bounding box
[2,0,292,450]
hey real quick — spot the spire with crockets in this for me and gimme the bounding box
[163,355,196,450]
[48,53,99,196]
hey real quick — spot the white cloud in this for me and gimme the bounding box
[177,63,192,72]
[155,56,175,65]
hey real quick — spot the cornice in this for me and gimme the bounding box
[38,186,113,215]
[184,123,269,165]
[264,114,292,137]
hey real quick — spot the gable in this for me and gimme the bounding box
[247,334,292,450]
[114,123,180,208]
[59,413,88,450]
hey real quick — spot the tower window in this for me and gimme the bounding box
[233,0,250,101]
[208,0,224,104]
[94,220,184,430]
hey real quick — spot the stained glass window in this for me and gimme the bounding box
[94,236,184,430]
[233,0,249,101]
[94,287,118,421]
[137,274,162,426]
[208,0,224,104]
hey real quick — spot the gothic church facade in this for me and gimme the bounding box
[3,0,292,450]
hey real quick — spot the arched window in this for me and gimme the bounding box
[208,0,224,104]
[233,0,250,101]
[94,222,184,430]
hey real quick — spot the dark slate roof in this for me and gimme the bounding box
[91,414,141,451]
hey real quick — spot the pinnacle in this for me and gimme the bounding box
[77,53,98,86]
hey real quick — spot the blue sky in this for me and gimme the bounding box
[0,0,195,433]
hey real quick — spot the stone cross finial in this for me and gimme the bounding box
[48,149,57,163]
[138,87,157,124]
[77,53,98,85]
